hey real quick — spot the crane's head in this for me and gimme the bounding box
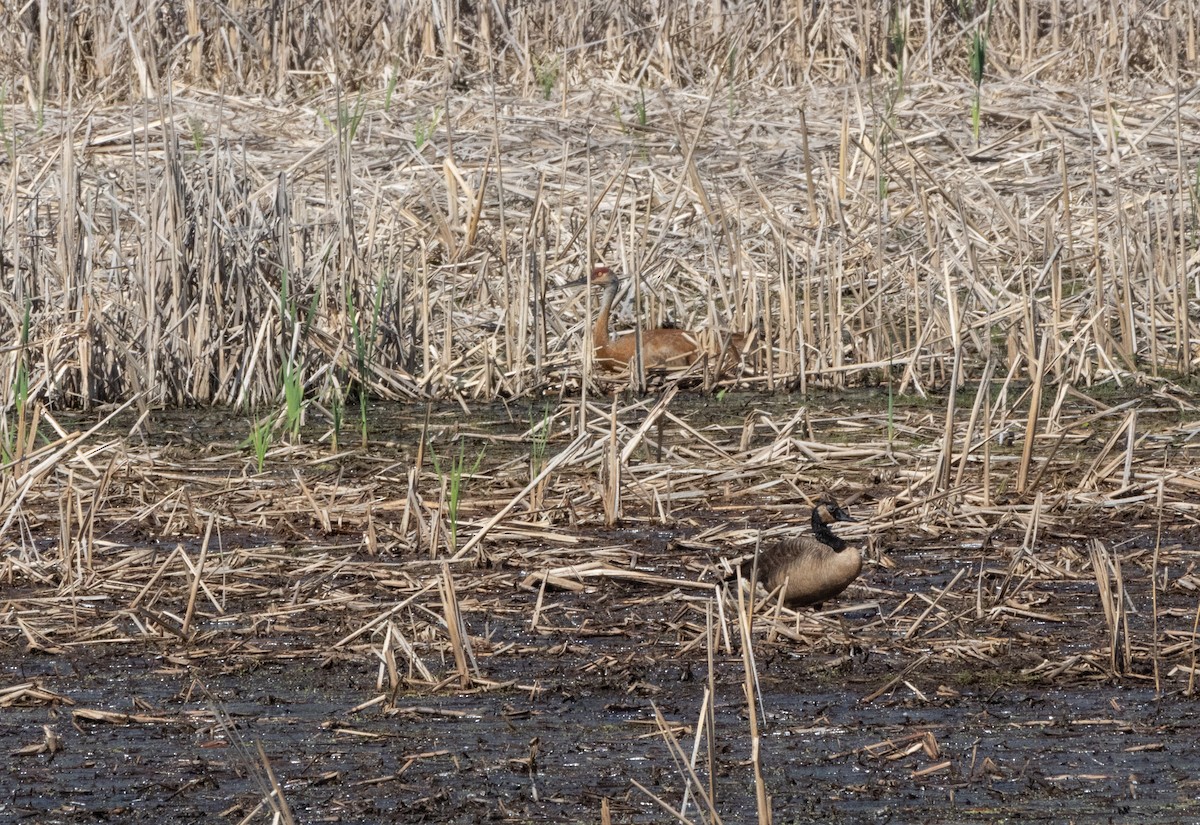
[588,266,619,286]
[560,266,620,289]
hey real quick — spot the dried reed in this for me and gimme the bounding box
[3,2,1200,820]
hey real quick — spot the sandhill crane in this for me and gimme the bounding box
[563,266,747,376]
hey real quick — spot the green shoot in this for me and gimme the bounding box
[15,297,30,418]
[349,276,387,448]
[636,86,647,127]
[359,391,369,448]
[346,284,369,446]
[384,65,400,112]
[319,91,368,143]
[2,299,32,467]
[282,361,303,441]
[414,107,441,149]
[277,262,304,441]
[535,56,558,99]
[969,27,987,144]
[344,92,368,143]
[329,382,344,453]
[347,280,386,389]
[889,5,907,95]
[188,116,205,153]
[347,286,363,374]
[430,442,486,553]
[370,277,388,345]
[303,288,320,339]
[248,416,273,473]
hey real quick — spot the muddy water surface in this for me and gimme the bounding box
[4,392,1200,823]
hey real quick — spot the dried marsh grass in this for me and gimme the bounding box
[4,4,1200,819]
[0,1,1196,414]
[3,388,1200,817]
[5,390,1200,685]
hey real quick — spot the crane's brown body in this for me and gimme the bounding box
[738,498,861,608]
[571,267,746,375]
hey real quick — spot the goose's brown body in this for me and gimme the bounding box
[570,267,746,375]
[739,498,861,607]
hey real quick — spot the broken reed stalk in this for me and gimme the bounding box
[954,357,994,490]
[439,562,473,689]
[389,621,434,685]
[1152,478,1164,697]
[1089,539,1128,675]
[530,575,548,631]
[1189,597,1200,697]
[631,258,648,394]
[630,779,697,825]
[181,513,214,637]
[0,396,139,540]
[705,603,718,807]
[1016,335,1049,495]
[603,394,620,526]
[1116,546,1132,672]
[935,232,964,492]
[619,386,679,464]
[450,432,589,561]
[196,685,296,825]
[256,741,297,825]
[333,581,440,649]
[647,703,721,825]
[735,574,771,825]
[1022,492,1043,554]
[1121,409,1138,489]
[903,568,966,641]
[679,688,716,822]
[1077,408,1135,492]
[862,653,933,704]
[982,374,992,506]
[935,354,958,493]
[57,469,74,585]
[378,622,400,693]
[127,545,183,612]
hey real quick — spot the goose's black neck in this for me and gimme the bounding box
[811,508,847,551]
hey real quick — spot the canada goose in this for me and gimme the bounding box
[734,496,861,608]
[562,266,747,375]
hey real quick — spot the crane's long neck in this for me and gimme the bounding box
[811,509,847,551]
[592,279,618,349]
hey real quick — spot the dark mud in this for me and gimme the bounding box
[4,394,1200,823]
[5,532,1200,823]
[5,659,1197,824]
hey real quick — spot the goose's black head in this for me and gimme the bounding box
[810,496,855,550]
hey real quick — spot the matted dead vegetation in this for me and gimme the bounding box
[3,1,1200,822]
[0,1,1197,408]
